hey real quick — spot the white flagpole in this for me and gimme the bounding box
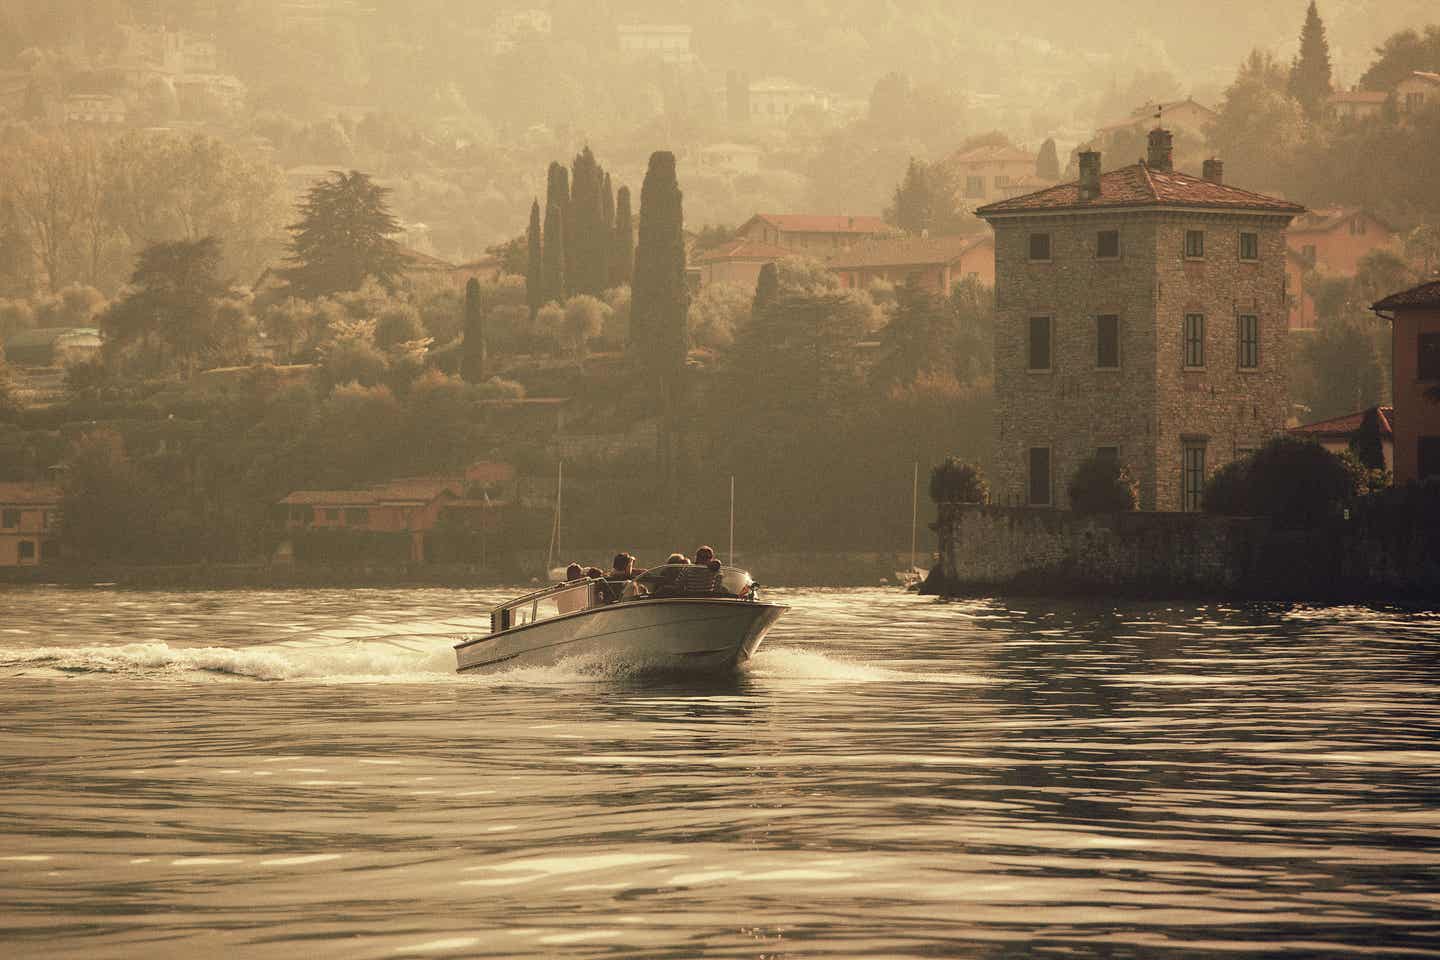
[910,461,919,574]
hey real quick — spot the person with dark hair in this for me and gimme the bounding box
[607,553,638,581]
[693,545,716,565]
[565,562,584,581]
[666,552,690,565]
[584,566,604,579]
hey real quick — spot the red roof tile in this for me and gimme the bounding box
[0,482,62,506]
[747,214,893,235]
[1290,405,1393,439]
[827,234,989,270]
[1373,280,1440,311]
[975,162,1305,217]
[948,145,1035,165]
[694,238,794,263]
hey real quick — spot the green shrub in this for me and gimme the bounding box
[929,457,987,503]
[1067,454,1138,514]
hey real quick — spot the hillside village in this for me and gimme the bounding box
[1,1,1439,575]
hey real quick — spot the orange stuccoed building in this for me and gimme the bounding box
[1373,281,1440,485]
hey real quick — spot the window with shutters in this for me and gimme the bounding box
[1237,315,1260,369]
[1096,315,1120,368]
[1028,317,1052,371]
[1184,313,1205,368]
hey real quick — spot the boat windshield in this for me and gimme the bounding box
[492,579,602,633]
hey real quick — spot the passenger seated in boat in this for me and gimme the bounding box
[565,562,584,582]
[606,553,638,581]
[693,545,716,566]
[666,552,690,565]
[584,566,605,580]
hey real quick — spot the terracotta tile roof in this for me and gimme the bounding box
[748,214,893,235]
[279,476,464,507]
[948,145,1035,165]
[1290,206,1393,234]
[1373,280,1440,311]
[1291,405,1393,439]
[975,162,1305,217]
[694,238,793,263]
[827,234,988,270]
[279,489,379,507]
[0,482,62,505]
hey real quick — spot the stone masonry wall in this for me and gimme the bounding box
[989,210,1292,512]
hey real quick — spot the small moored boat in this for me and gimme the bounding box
[455,565,788,674]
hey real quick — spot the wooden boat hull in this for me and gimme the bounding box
[454,598,788,674]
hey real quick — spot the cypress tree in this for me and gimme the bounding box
[569,146,603,296]
[544,162,569,294]
[461,277,486,384]
[752,261,779,319]
[611,186,635,287]
[525,200,543,322]
[541,202,565,306]
[631,151,690,491]
[599,171,615,291]
[1288,1,1333,121]
[1036,138,1061,180]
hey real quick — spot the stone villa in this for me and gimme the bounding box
[976,130,1305,512]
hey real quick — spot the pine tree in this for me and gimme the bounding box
[525,200,542,321]
[284,170,403,299]
[611,186,635,287]
[631,151,690,491]
[1036,138,1061,180]
[461,277,486,384]
[885,158,933,235]
[1288,1,1333,121]
[541,202,565,306]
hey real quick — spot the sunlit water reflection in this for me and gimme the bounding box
[1,586,1438,958]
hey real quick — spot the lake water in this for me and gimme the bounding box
[1,586,1438,958]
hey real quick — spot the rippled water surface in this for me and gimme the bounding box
[2,586,1439,958]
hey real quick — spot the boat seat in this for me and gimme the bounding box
[638,564,724,598]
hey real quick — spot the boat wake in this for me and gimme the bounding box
[0,640,987,686]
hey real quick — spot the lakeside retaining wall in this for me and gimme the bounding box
[933,504,1440,601]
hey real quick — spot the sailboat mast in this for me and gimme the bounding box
[910,461,918,575]
[729,475,735,567]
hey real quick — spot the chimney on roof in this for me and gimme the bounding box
[1146,128,1173,172]
[1078,149,1102,201]
[1202,157,1224,185]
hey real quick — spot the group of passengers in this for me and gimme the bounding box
[563,545,721,587]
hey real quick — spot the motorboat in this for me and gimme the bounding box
[455,564,788,674]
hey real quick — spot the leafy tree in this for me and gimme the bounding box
[58,430,158,564]
[373,302,424,350]
[559,295,609,364]
[0,344,15,417]
[752,261,779,319]
[688,282,751,351]
[1208,50,1308,194]
[1036,138,1061,180]
[1405,224,1440,278]
[1288,1,1333,122]
[541,202,566,306]
[948,275,996,384]
[929,457,987,503]
[1067,454,1138,513]
[600,286,631,349]
[1298,316,1384,421]
[525,200,543,321]
[870,276,949,388]
[461,277,486,384]
[1350,406,1387,472]
[611,186,634,287]
[316,317,389,391]
[1358,25,1440,92]
[102,236,228,375]
[631,151,690,378]
[284,171,403,300]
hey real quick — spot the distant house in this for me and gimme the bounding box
[697,142,762,176]
[1286,207,1397,277]
[64,94,127,125]
[1097,97,1216,141]
[278,466,513,564]
[1290,406,1394,474]
[617,24,694,64]
[0,483,62,567]
[1396,71,1440,116]
[1372,281,1440,485]
[748,77,827,126]
[1329,89,1388,123]
[694,238,792,290]
[828,234,995,294]
[946,144,1038,203]
[736,214,896,255]
[1,327,102,367]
